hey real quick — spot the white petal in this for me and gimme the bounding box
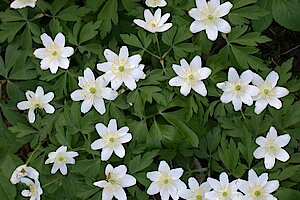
[216,18,231,33]
[264,180,279,193]
[177,189,192,199]
[40,58,51,70]
[91,139,106,150]
[21,189,30,197]
[95,123,107,137]
[196,0,208,9]
[169,76,184,87]
[93,180,107,188]
[42,92,54,102]
[158,160,170,172]
[240,94,253,106]
[159,13,170,26]
[154,8,162,19]
[114,144,125,158]
[128,55,142,66]
[189,8,201,20]
[49,61,59,74]
[240,70,254,85]
[101,147,113,161]
[119,133,132,143]
[17,101,30,110]
[237,179,250,194]
[207,177,220,190]
[40,33,54,48]
[105,164,113,176]
[51,162,60,174]
[180,84,192,96]
[219,172,229,188]
[264,154,276,169]
[205,191,219,199]
[119,46,129,60]
[144,9,153,21]
[276,134,291,147]
[160,189,170,200]
[256,136,267,146]
[70,90,85,101]
[266,71,279,87]
[111,78,123,90]
[93,97,106,115]
[81,99,93,113]
[252,73,264,86]
[192,81,207,96]
[147,182,160,195]
[228,67,239,82]
[43,104,55,114]
[114,186,127,200]
[254,99,268,114]
[58,58,70,69]
[190,21,206,33]
[208,0,220,10]
[199,67,212,80]
[205,24,218,41]
[214,2,233,18]
[147,172,161,181]
[232,96,243,111]
[267,126,278,140]
[157,23,172,32]
[274,87,289,98]
[33,48,46,59]
[28,109,36,123]
[169,168,183,180]
[133,19,148,30]
[61,47,74,57]
[124,78,137,91]
[108,119,118,132]
[190,56,202,69]
[267,97,282,109]
[172,64,184,76]
[35,86,44,98]
[253,147,266,159]
[59,164,68,175]
[102,188,114,200]
[84,68,95,82]
[220,92,233,103]
[104,49,118,62]
[188,177,199,190]
[54,33,65,48]
[276,149,290,162]
[120,174,136,187]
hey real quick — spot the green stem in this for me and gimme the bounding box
[25,142,42,165]
[43,176,62,188]
[162,47,172,59]
[144,49,161,60]
[240,109,246,120]
[154,33,166,74]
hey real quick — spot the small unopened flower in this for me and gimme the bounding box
[252,71,289,114]
[45,146,79,175]
[71,68,118,114]
[20,178,43,200]
[17,86,55,123]
[134,9,172,33]
[216,68,260,111]
[205,172,243,200]
[145,0,167,8]
[91,119,132,161]
[33,33,74,74]
[169,56,212,96]
[237,169,279,200]
[97,46,145,91]
[10,165,39,185]
[93,164,136,200]
[178,177,211,200]
[10,0,37,9]
[146,160,186,200]
[253,126,291,169]
[189,0,233,41]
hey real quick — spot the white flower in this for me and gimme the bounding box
[71,68,118,114]
[189,0,233,41]
[237,169,279,200]
[97,46,146,91]
[93,164,136,200]
[145,0,167,8]
[91,119,132,161]
[216,68,260,111]
[253,126,291,169]
[17,86,55,123]
[252,71,289,114]
[146,160,186,200]
[33,33,74,74]
[169,56,212,96]
[205,172,243,200]
[10,165,39,185]
[20,178,43,200]
[178,177,211,200]
[45,145,79,175]
[10,0,37,9]
[133,9,172,33]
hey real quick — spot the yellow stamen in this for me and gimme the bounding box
[90,87,97,94]
[118,66,125,72]
[207,14,214,20]
[164,179,169,184]
[254,190,261,196]
[52,51,57,56]
[263,89,269,94]
[235,85,241,91]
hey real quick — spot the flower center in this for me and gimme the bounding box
[235,85,242,91]
[263,89,269,94]
[58,156,64,161]
[269,145,275,150]
[118,65,125,72]
[29,185,36,193]
[207,14,214,20]
[34,103,41,108]
[52,51,58,56]
[189,74,194,80]
[164,179,169,184]
[90,87,97,94]
[254,190,261,196]
[222,192,228,197]
[109,138,115,142]
[196,195,203,200]
[21,168,26,173]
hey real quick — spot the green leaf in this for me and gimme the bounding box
[161,112,199,147]
[0,175,16,200]
[97,0,118,38]
[56,6,91,21]
[79,21,101,44]
[129,150,159,174]
[272,0,300,32]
